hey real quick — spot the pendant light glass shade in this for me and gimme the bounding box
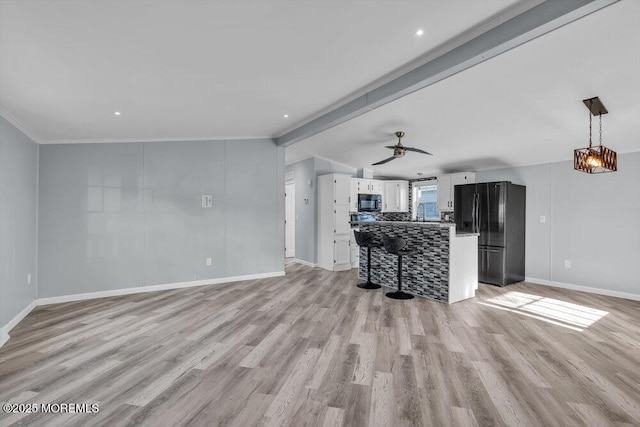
[574,97,617,174]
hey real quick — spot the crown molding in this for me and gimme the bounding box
[0,108,43,144]
[40,136,275,145]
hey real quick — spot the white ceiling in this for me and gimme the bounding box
[285,0,640,178]
[0,0,525,143]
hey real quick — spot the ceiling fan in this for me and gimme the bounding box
[372,131,432,165]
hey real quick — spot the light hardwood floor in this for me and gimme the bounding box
[1,263,639,426]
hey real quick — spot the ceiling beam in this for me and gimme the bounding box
[275,0,619,147]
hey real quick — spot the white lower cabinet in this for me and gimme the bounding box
[334,237,351,271]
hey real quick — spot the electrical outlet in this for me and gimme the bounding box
[564,260,572,269]
[27,273,31,285]
[206,257,212,266]
[201,195,213,208]
[539,215,546,223]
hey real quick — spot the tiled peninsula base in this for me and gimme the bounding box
[357,222,478,304]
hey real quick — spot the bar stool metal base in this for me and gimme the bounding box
[385,291,414,300]
[357,281,381,289]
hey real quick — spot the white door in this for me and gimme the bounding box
[285,182,295,257]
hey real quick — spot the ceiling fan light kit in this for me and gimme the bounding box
[574,96,617,174]
[372,131,432,166]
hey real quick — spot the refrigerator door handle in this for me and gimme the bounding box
[471,195,475,233]
[473,193,479,233]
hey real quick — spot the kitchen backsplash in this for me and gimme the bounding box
[350,212,411,221]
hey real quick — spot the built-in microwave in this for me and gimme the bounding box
[357,194,382,212]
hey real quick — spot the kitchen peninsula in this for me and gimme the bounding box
[357,221,478,303]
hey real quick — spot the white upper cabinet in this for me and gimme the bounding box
[353,178,383,195]
[437,172,475,212]
[383,180,409,212]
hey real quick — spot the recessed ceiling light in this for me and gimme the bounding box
[415,29,424,37]
[114,111,121,116]
[283,114,289,118]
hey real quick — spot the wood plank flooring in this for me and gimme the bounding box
[1,263,639,426]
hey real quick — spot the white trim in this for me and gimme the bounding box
[0,271,284,349]
[293,259,316,268]
[40,136,274,145]
[0,300,38,348]
[525,277,640,302]
[0,108,42,144]
[0,330,9,348]
[36,271,285,306]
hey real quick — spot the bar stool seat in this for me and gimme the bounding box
[354,231,381,289]
[382,234,415,300]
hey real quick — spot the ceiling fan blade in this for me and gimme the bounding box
[405,147,433,155]
[372,156,397,165]
[385,145,397,149]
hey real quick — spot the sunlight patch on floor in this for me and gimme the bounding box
[479,291,609,331]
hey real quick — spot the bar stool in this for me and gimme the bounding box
[354,231,381,289]
[382,234,415,300]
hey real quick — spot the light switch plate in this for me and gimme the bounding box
[539,215,546,223]
[564,260,571,269]
[206,257,212,266]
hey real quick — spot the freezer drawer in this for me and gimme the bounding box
[479,246,506,286]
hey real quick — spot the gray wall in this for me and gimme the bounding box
[38,139,284,298]
[477,151,640,296]
[0,117,38,328]
[285,157,357,264]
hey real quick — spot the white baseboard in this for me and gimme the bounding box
[0,271,284,349]
[0,300,38,350]
[525,277,640,301]
[293,259,316,268]
[2,300,37,335]
[36,271,285,306]
[0,330,10,348]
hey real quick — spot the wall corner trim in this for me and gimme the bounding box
[0,271,285,349]
[0,300,38,348]
[0,330,9,348]
[293,259,317,268]
[525,277,640,302]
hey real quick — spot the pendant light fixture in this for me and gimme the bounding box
[574,96,617,174]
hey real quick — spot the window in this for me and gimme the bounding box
[413,181,439,221]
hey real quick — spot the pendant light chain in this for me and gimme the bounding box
[589,105,591,148]
[599,113,603,148]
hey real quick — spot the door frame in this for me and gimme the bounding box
[285,181,296,258]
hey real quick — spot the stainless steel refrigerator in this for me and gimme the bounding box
[454,181,526,286]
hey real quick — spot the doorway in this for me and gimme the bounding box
[285,181,295,258]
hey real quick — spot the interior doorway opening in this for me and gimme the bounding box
[285,181,295,258]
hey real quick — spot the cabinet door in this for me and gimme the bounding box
[383,182,397,212]
[372,180,383,195]
[437,175,452,211]
[334,237,351,271]
[334,175,350,205]
[349,179,358,212]
[334,204,350,235]
[398,181,409,211]
[450,174,472,212]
